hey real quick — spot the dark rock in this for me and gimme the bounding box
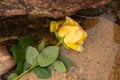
[0,0,111,17]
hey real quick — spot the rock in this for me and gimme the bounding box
[0,0,111,17]
[19,17,120,80]
[20,72,40,80]
[0,47,15,75]
[0,40,16,75]
[116,10,120,25]
[80,17,120,80]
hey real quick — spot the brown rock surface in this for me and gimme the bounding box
[0,43,16,75]
[19,17,120,80]
[0,0,111,17]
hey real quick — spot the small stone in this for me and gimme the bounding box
[73,74,78,79]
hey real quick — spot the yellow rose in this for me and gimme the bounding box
[50,17,87,52]
[50,20,64,32]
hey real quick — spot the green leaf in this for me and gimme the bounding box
[59,56,73,68]
[33,66,51,79]
[18,35,34,48]
[8,73,18,80]
[26,46,39,65]
[37,46,59,67]
[53,60,66,73]
[24,61,31,70]
[38,40,45,52]
[16,55,25,74]
[12,44,25,74]
[12,44,25,63]
[11,36,35,76]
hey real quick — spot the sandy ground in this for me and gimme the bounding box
[19,17,120,80]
